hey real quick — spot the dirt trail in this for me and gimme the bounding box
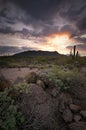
[0,66,86,83]
[0,67,50,83]
[0,68,39,83]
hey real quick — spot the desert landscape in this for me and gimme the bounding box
[0,0,86,130]
[0,51,86,130]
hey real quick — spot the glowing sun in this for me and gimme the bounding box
[46,32,71,54]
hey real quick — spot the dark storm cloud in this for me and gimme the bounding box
[67,33,86,53]
[67,36,86,54]
[60,24,77,36]
[58,0,86,32]
[77,44,86,51]
[0,0,27,27]
[0,26,13,34]
[77,17,86,31]
[0,0,86,55]
[59,0,86,20]
[67,43,86,52]
[74,37,86,44]
[0,0,61,27]
[0,46,22,55]
[10,0,62,20]
[0,26,32,37]
[0,0,86,37]
[0,46,35,55]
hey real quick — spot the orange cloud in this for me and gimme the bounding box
[49,32,71,38]
[41,32,74,54]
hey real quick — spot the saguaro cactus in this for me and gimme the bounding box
[70,48,72,56]
[74,45,76,58]
[76,51,78,56]
[76,51,79,59]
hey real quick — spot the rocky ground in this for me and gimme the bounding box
[0,67,86,130]
[0,66,86,83]
[20,82,86,130]
[0,66,51,83]
[18,71,86,130]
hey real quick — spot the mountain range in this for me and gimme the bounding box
[14,50,60,57]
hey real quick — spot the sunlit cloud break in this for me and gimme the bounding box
[0,0,86,56]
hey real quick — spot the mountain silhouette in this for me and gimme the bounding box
[14,50,60,57]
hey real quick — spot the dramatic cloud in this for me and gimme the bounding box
[0,45,37,56]
[0,46,21,55]
[0,0,86,55]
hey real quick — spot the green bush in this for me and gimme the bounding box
[0,89,24,130]
[13,83,29,94]
[48,66,86,90]
[0,76,11,91]
[26,72,37,83]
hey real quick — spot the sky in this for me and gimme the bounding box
[0,0,86,56]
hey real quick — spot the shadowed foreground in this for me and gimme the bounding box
[0,65,86,130]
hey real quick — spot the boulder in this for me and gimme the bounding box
[80,110,86,119]
[69,122,86,130]
[63,109,73,122]
[28,83,47,104]
[39,74,58,88]
[68,85,86,102]
[58,93,72,113]
[59,100,66,113]
[20,84,59,130]
[50,88,59,97]
[69,104,81,113]
[26,72,37,83]
[74,114,81,122]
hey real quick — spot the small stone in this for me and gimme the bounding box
[63,109,73,122]
[58,93,72,113]
[61,126,68,130]
[80,110,86,119]
[74,115,81,122]
[59,93,73,105]
[69,122,86,130]
[37,80,46,89]
[69,104,81,113]
[51,88,59,97]
[59,100,66,113]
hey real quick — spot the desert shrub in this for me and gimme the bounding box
[13,83,29,94]
[26,72,37,83]
[48,66,86,90]
[0,76,11,91]
[0,88,24,130]
[47,73,63,87]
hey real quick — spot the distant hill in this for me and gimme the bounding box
[14,50,60,57]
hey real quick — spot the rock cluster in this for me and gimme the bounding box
[58,93,86,130]
[18,72,86,130]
